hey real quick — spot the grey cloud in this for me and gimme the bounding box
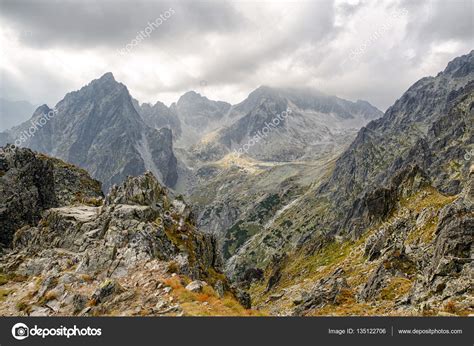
[0,0,243,49]
[0,0,472,112]
[403,0,473,42]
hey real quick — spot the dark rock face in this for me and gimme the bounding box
[91,280,123,304]
[0,145,103,247]
[265,254,288,292]
[343,165,431,237]
[0,73,178,192]
[234,288,252,309]
[423,179,473,296]
[293,268,349,315]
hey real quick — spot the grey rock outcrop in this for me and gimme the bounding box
[0,145,103,247]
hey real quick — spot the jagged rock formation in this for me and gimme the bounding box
[136,91,231,149]
[227,51,473,278]
[321,51,474,237]
[246,172,472,316]
[0,156,253,316]
[0,145,103,247]
[0,73,178,192]
[0,50,472,317]
[132,99,182,138]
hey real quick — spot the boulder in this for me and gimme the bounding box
[185,280,205,293]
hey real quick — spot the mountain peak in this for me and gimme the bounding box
[178,90,205,103]
[32,104,53,117]
[98,72,116,82]
[86,72,122,91]
[442,50,474,78]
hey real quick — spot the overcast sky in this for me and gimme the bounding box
[0,0,472,111]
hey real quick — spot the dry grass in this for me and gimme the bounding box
[0,273,27,285]
[80,274,94,283]
[0,289,12,302]
[379,277,413,301]
[163,276,265,316]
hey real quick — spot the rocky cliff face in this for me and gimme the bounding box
[0,155,254,316]
[0,145,103,247]
[0,73,178,192]
[320,51,473,237]
[248,171,473,316]
[1,51,471,317]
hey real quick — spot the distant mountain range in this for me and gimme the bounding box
[0,98,36,131]
[190,86,382,162]
[0,72,382,194]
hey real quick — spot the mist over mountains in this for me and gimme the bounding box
[0,98,36,132]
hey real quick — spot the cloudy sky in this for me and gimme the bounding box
[0,0,472,111]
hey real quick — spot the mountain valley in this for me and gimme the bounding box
[0,51,472,317]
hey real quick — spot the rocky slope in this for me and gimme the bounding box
[0,153,254,316]
[248,169,473,317]
[1,51,471,318]
[0,73,178,192]
[320,51,474,237]
[226,51,473,316]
